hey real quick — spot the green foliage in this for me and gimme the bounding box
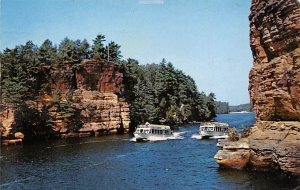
[106,41,122,62]
[215,101,230,114]
[1,41,42,103]
[58,37,80,63]
[1,34,216,135]
[2,77,29,104]
[13,104,53,141]
[229,103,252,112]
[119,58,217,128]
[91,34,106,60]
[38,39,58,66]
[56,101,82,132]
[50,91,81,132]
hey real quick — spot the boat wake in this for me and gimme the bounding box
[191,134,202,140]
[130,132,184,142]
[191,134,228,140]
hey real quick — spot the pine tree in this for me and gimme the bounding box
[106,41,122,62]
[91,34,106,60]
[58,37,80,63]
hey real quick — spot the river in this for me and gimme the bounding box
[1,113,299,189]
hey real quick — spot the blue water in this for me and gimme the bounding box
[1,113,299,190]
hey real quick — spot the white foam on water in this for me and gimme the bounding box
[129,137,138,142]
[210,135,228,139]
[191,134,202,140]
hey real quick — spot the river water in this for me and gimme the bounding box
[1,113,299,190]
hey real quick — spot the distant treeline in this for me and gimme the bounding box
[229,103,252,113]
[216,102,252,114]
[215,101,230,114]
[1,34,216,136]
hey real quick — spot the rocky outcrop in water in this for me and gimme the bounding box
[215,0,300,175]
[1,60,130,144]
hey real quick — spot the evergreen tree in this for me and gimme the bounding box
[38,39,58,66]
[78,39,90,59]
[58,37,80,63]
[106,41,122,62]
[91,34,106,60]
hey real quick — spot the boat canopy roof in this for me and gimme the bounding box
[137,123,171,130]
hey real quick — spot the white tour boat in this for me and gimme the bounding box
[133,122,173,142]
[199,122,229,139]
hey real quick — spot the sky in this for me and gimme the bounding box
[0,0,253,105]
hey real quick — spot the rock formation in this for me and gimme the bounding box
[1,60,130,144]
[249,0,300,121]
[215,0,300,175]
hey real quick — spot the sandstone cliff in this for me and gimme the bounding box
[215,0,300,175]
[1,60,130,144]
[249,0,300,121]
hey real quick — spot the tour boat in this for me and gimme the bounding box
[133,122,173,142]
[199,122,229,139]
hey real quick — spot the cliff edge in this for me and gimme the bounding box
[215,0,300,175]
[1,60,130,144]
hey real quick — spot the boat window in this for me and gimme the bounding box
[140,129,143,133]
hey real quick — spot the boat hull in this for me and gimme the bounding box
[133,133,173,141]
[199,131,228,139]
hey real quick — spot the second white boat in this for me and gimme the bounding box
[199,122,229,139]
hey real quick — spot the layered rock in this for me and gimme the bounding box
[249,0,300,121]
[1,59,130,143]
[214,139,250,169]
[248,121,300,173]
[73,90,130,135]
[215,122,300,174]
[215,0,300,175]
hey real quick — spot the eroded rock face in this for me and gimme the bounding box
[248,121,300,173]
[214,140,250,169]
[76,60,123,93]
[46,60,130,136]
[1,59,130,144]
[216,122,300,174]
[74,90,130,135]
[249,0,300,121]
[215,0,300,174]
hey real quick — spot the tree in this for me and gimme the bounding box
[13,105,53,141]
[91,34,106,60]
[78,39,90,59]
[206,93,216,119]
[38,39,58,66]
[58,37,80,63]
[106,41,122,62]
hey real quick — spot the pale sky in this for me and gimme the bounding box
[0,0,253,105]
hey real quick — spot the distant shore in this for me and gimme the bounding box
[229,111,252,114]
